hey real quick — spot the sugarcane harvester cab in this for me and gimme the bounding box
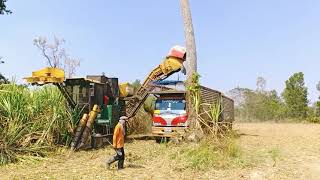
[63,76,127,150]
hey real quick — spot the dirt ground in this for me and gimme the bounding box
[1,123,320,180]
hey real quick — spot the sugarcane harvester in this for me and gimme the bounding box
[24,46,187,150]
[25,68,123,150]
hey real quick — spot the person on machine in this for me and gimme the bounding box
[106,116,127,169]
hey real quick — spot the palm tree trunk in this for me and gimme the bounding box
[180,0,198,128]
[180,0,197,75]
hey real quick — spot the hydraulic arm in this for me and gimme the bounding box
[126,46,186,118]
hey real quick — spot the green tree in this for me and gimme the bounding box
[0,73,8,84]
[282,72,308,118]
[131,79,141,93]
[229,77,285,122]
[0,0,11,15]
[263,90,285,121]
[234,89,284,121]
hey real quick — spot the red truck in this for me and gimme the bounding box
[150,86,234,138]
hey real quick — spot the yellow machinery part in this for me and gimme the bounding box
[24,67,76,108]
[159,57,185,76]
[24,67,65,84]
[119,82,134,97]
[140,56,184,88]
[86,105,100,129]
[153,110,160,114]
[79,114,89,127]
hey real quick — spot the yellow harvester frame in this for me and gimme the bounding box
[24,67,65,84]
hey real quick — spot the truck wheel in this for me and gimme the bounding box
[155,137,162,143]
[155,137,169,143]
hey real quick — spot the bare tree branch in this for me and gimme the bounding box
[34,36,80,77]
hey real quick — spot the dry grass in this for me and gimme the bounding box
[1,123,320,179]
[127,107,152,135]
[0,132,257,179]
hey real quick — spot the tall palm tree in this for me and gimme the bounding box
[180,0,197,75]
[180,0,198,128]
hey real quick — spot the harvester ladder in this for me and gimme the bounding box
[55,83,76,109]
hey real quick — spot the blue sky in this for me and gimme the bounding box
[1,0,320,102]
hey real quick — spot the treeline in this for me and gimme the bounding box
[228,72,320,122]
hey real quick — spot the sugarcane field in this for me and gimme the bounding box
[1,1,320,180]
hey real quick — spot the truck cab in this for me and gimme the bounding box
[151,91,188,137]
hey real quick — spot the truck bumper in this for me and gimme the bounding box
[152,126,188,137]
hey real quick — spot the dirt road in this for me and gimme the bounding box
[1,123,320,179]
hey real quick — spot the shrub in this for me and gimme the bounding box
[306,116,320,123]
[172,136,247,170]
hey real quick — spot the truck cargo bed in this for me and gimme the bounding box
[199,86,234,124]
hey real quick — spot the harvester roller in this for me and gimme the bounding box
[77,105,100,149]
[71,113,89,150]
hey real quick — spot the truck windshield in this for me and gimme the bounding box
[155,99,186,110]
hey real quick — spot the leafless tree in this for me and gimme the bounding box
[227,86,247,106]
[64,57,80,79]
[34,36,80,78]
[256,77,267,92]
